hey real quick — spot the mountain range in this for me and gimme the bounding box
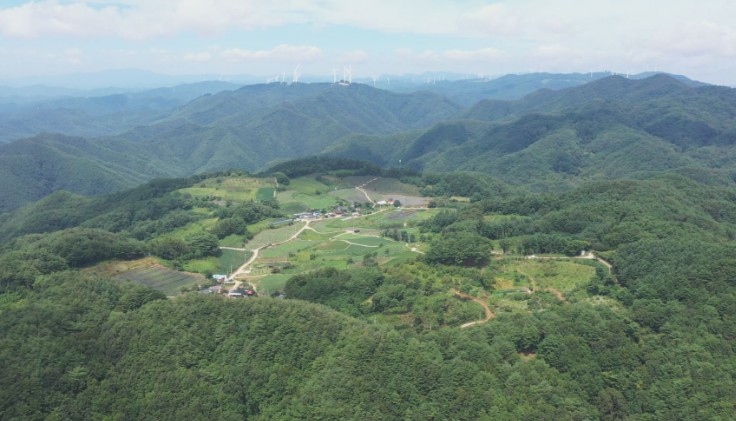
[1,73,733,212]
[328,74,736,190]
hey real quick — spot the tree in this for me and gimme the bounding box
[424,232,493,267]
[273,172,291,185]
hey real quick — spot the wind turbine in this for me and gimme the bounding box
[333,68,338,83]
[348,65,353,84]
[292,64,301,84]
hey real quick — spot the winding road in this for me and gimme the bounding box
[452,289,495,328]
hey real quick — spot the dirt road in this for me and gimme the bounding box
[452,289,495,328]
[355,177,378,205]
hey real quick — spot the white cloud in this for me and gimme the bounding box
[0,1,122,38]
[222,44,322,62]
[182,51,212,62]
[649,21,736,58]
[0,0,290,40]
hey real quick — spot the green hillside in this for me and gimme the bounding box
[328,75,736,191]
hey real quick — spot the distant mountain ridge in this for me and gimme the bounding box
[328,75,736,190]
[0,81,243,144]
[1,73,732,213]
[0,83,462,211]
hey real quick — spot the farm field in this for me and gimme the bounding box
[318,208,439,231]
[278,189,340,211]
[180,177,274,202]
[130,174,440,295]
[87,258,206,296]
[256,275,291,295]
[245,222,305,250]
[329,188,369,204]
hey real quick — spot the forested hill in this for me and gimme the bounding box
[0,83,461,212]
[328,74,736,190]
[2,161,736,418]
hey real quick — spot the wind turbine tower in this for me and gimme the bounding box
[292,64,301,84]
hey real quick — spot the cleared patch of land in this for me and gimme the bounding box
[490,258,596,313]
[88,258,205,296]
[180,177,273,202]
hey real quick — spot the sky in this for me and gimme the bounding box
[1,0,736,85]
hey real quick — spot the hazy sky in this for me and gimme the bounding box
[1,0,735,85]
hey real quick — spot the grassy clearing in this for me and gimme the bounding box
[183,257,218,274]
[286,176,330,194]
[219,234,245,248]
[494,258,595,292]
[165,218,217,240]
[488,258,597,315]
[256,187,275,201]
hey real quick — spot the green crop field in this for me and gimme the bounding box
[165,218,218,240]
[256,274,291,294]
[114,263,205,296]
[279,190,341,210]
[259,239,314,258]
[219,234,246,248]
[218,249,249,273]
[246,222,305,250]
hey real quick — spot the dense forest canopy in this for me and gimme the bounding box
[1,154,736,419]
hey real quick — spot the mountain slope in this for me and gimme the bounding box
[326,75,736,190]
